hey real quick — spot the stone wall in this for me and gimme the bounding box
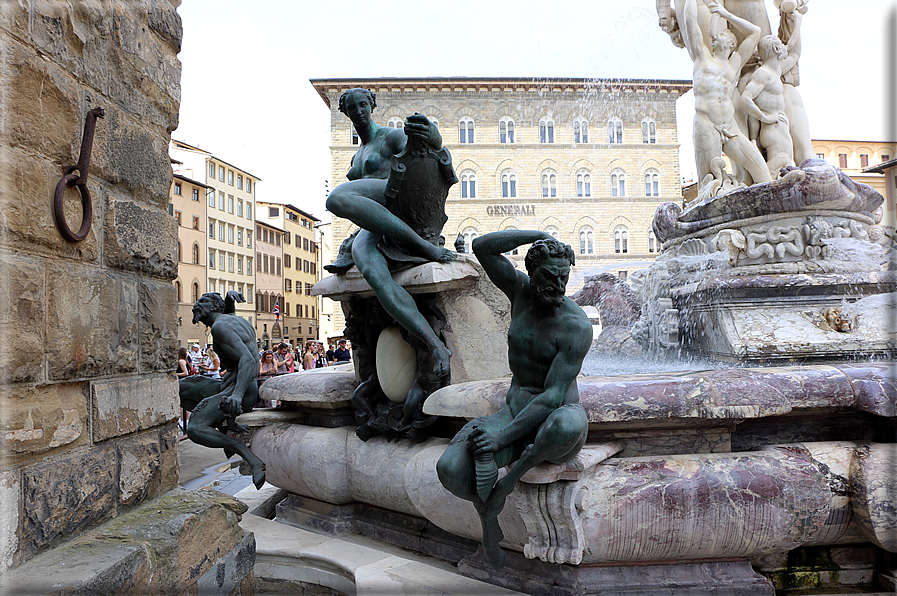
[0,0,183,570]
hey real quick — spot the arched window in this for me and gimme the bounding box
[175,281,181,302]
[501,170,517,198]
[387,117,403,129]
[459,117,475,143]
[579,227,595,254]
[611,169,626,197]
[540,119,555,144]
[192,243,200,265]
[576,170,591,197]
[192,282,199,303]
[614,226,629,254]
[461,227,478,254]
[499,118,515,144]
[541,170,557,198]
[545,226,560,240]
[648,230,658,253]
[460,170,477,198]
[573,120,589,144]
[641,119,657,144]
[644,170,660,197]
[608,119,623,144]
[177,241,182,262]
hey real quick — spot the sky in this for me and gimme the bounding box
[173,1,896,224]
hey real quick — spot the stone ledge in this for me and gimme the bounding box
[312,258,480,301]
[0,488,252,595]
[422,363,897,424]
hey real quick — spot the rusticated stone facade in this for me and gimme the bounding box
[0,0,183,570]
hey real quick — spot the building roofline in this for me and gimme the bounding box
[310,76,694,108]
[257,200,321,222]
[173,173,214,189]
[812,139,897,145]
[257,219,285,232]
[863,157,897,174]
[171,139,262,181]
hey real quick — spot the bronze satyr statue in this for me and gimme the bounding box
[188,291,266,489]
[436,230,592,565]
[325,88,458,441]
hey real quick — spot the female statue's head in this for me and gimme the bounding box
[338,88,377,115]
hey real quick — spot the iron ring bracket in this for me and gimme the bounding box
[53,107,104,243]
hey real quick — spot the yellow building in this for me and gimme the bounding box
[257,202,322,347]
[254,220,284,350]
[865,158,897,228]
[169,140,259,329]
[314,221,339,345]
[312,77,691,294]
[812,139,896,208]
[169,173,211,347]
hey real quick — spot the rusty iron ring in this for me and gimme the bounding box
[53,171,94,243]
[53,107,104,243]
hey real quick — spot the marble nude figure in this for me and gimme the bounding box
[437,230,592,565]
[656,0,813,195]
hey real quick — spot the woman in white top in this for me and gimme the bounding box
[201,348,221,379]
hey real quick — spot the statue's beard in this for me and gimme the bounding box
[532,282,565,308]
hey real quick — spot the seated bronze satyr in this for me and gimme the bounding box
[437,231,592,566]
[325,87,457,441]
[187,291,266,489]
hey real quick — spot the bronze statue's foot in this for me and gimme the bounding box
[420,243,457,263]
[226,421,250,434]
[251,462,267,490]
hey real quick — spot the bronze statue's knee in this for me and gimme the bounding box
[436,445,471,494]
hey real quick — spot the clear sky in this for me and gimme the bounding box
[173,1,896,223]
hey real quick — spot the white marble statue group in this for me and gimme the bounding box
[656,0,813,200]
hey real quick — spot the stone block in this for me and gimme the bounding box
[0,383,89,460]
[20,0,115,93]
[159,423,180,492]
[2,488,250,595]
[4,38,81,163]
[91,107,175,205]
[91,375,177,442]
[0,251,45,383]
[117,431,162,506]
[139,279,178,372]
[46,263,138,380]
[105,195,178,278]
[0,468,20,572]
[0,146,100,259]
[105,5,181,133]
[147,0,183,53]
[20,443,117,558]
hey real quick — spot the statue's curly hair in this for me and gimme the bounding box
[338,88,377,115]
[525,238,575,275]
[196,292,225,313]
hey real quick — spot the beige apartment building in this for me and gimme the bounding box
[812,139,896,208]
[258,201,322,347]
[255,220,284,350]
[169,173,211,347]
[169,140,259,329]
[314,221,339,345]
[312,77,691,294]
[865,158,897,228]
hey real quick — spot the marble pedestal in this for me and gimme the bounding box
[312,256,513,385]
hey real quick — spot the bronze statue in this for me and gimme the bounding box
[325,88,457,441]
[436,231,592,565]
[325,88,455,384]
[187,291,266,489]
